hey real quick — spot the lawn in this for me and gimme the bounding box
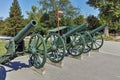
[0,39,30,56]
[103,36,120,42]
[0,39,44,55]
[0,40,7,55]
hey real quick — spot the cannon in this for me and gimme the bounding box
[76,24,107,53]
[89,24,107,50]
[45,28,66,63]
[45,22,87,61]
[0,20,47,69]
[62,23,87,56]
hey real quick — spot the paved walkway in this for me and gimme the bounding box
[0,41,120,80]
[100,41,120,56]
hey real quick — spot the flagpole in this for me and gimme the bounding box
[56,8,63,34]
[57,8,60,34]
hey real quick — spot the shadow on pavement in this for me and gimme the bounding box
[5,61,29,72]
[0,66,6,80]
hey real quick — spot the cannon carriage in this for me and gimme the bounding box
[0,20,47,69]
[76,24,107,52]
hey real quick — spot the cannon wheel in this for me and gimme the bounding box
[45,33,65,63]
[68,33,85,56]
[28,34,47,69]
[92,32,103,50]
[83,32,93,53]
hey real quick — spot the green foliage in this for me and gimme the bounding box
[3,0,24,36]
[46,11,57,28]
[87,0,120,31]
[99,15,106,24]
[38,0,51,13]
[86,15,101,29]
[38,0,79,25]
[40,13,49,23]
[38,0,78,18]
[113,19,120,32]
[26,5,48,35]
[60,17,73,26]
[103,36,113,41]
[26,0,80,35]
[74,15,85,25]
[34,24,48,36]
[26,5,41,21]
[0,19,3,28]
[0,41,6,55]
[0,19,5,35]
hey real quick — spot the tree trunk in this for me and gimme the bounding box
[104,25,109,37]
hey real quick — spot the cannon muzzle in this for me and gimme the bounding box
[14,20,37,43]
[89,24,107,35]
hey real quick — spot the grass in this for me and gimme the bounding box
[103,36,114,41]
[112,38,120,42]
[0,40,7,55]
[0,39,46,55]
[0,39,29,56]
[103,36,120,42]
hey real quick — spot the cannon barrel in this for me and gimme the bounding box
[63,22,87,37]
[89,24,107,35]
[14,20,37,43]
[0,20,37,64]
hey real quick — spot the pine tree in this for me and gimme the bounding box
[6,0,24,36]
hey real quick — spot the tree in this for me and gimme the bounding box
[38,0,51,13]
[26,0,80,35]
[74,15,85,26]
[87,0,120,36]
[38,0,79,27]
[113,19,120,32]
[4,0,24,36]
[60,17,74,26]
[86,15,101,29]
[26,5,48,35]
[0,17,4,35]
[0,17,3,26]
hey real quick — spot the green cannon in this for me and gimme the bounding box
[45,22,87,61]
[45,29,66,63]
[75,24,107,53]
[0,20,47,69]
[62,23,87,56]
[88,24,107,50]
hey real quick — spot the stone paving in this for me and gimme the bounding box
[100,41,120,56]
[0,41,120,80]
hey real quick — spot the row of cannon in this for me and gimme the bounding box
[0,20,107,69]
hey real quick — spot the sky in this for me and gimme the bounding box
[0,0,99,19]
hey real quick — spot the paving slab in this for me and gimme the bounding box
[0,41,120,80]
[100,41,120,56]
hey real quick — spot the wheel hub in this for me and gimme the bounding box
[72,42,76,46]
[52,45,57,50]
[31,48,37,54]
